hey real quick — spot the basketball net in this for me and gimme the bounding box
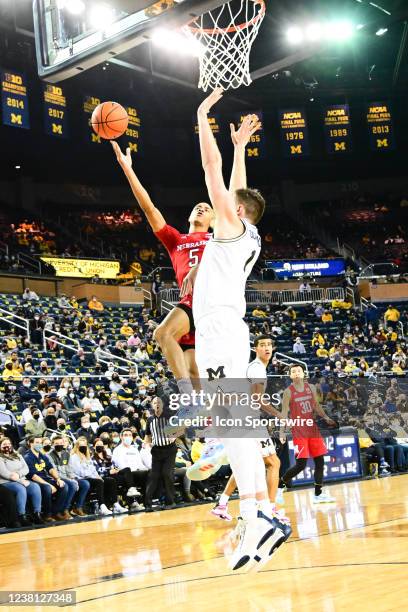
[182,0,266,91]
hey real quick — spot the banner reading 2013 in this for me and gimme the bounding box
[1,69,30,129]
[366,102,395,151]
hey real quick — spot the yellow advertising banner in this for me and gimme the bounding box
[41,257,120,279]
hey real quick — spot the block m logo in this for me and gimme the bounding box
[11,113,22,125]
[206,365,226,381]
[377,138,388,148]
[334,142,346,151]
[290,145,302,155]
[52,123,63,135]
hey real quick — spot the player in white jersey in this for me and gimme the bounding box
[211,336,284,520]
[188,89,291,572]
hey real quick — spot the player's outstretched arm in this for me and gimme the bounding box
[229,114,261,193]
[197,89,242,234]
[111,141,166,233]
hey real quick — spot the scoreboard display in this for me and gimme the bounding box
[1,69,30,129]
[234,110,265,159]
[366,102,395,151]
[279,108,309,157]
[324,104,352,154]
[287,433,362,485]
[43,84,68,139]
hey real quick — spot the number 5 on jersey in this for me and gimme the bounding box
[189,248,199,267]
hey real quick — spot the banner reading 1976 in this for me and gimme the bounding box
[234,110,265,159]
[43,83,68,138]
[366,102,395,151]
[324,104,352,154]
[1,69,30,129]
[279,108,309,157]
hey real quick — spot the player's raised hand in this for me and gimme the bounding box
[197,87,224,116]
[230,114,261,148]
[180,265,199,298]
[111,141,133,170]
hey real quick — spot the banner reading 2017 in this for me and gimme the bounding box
[43,83,68,138]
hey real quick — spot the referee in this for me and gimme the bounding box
[144,396,177,510]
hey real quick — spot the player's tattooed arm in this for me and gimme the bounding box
[310,384,336,425]
[180,264,199,298]
[229,115,261,193]
[111,141,166,232]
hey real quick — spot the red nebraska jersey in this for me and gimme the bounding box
[155,224,211,308]
[288,382,322,439]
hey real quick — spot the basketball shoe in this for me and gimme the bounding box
[312,490,336,503]
[211,503,233,521]
[187,439,227,481]
[250,510,292,571]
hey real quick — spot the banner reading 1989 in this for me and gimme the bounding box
[125,104,142,155]
[324,104,352,154]
[83,95,103,144]
[279,108,309,157]
[366,102,395,151]
[1,69,30,129]
[43,84,68,138]
[234,111,265,159]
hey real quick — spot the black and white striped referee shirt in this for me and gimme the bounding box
[145,414,173,447]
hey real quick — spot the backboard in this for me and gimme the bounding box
[34,0,225,82]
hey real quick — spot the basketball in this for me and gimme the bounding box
[91,101,129,140]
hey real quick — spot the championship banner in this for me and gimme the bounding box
[124,104,142,155]
[83,95,103,144]
[1,69,30,129]
[43,83,68,138]
[41,257,120,279]
[234,110,265,159]
[278,108,309,157]
[366,102,395,151]
[265,258,345,279]
[324,104,352,154]
[193,114,220,154]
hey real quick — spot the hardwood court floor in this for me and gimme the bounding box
[1,475,407,611]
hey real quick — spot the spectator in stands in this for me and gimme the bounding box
[71,348,86,368]
[29,314,44,345]
[322,310,333,324]
[22,287,39,301]
[111,429,150,508]
[252,307,267,318]
[75,414,97,443]
[51,360,68,377]
[314,303,324,318]
[135,343,149,362]
[57,295,71,309]
[69,437,112,515]
[120,320,134,337]
[384,304,400,329]
[91,439,128,513]
[283,306,296,320]
[110,341,127,360]
[2,362,21,381]
[88,295,104,314]
[82,388,104,414]
[311,329,325,347]
[18,378,41,404]
[70,296,79,309]
[48,435,90,517]
[293,337,306,355]
[62,386,83,414]
[299,280,311,293]
[0,437,43,526]
[24,435,69,522]
[25,405,47,437]
[316,344,329,359]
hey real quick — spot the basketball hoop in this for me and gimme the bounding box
[182,0,266,91]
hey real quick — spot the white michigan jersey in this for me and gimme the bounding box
[247,356,276,457]
[193,218,261,325]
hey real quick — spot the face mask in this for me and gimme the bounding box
[112,437,120,444]
[73,382,80,388]
[33,412,40,420]
[63,383,70,388]
[134,399,140,406]
[123,437,132,446]
[111,400,118,406]
[54,445,64,453]
[58,424,66,430]
[95,446,104,452]
[2,446,12,454]
[139,390,146,396]
[79,446,88,454]
[89,392,95,398]
[9,385,16,391]
[69,393,75,399]
[33,443,43,452]
[43,444,51,452]
[23,382,30,388]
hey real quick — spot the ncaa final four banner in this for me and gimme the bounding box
[193,113,221,155]
[278,108,309,158]
[43,83,68,139]
[1,69,30,129]
[234,110,265,159]
[323,104,352,154]
[366,101,395,151]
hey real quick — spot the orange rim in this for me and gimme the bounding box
[185,0,265,35]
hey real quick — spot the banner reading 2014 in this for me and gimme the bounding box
[1,69,30,129]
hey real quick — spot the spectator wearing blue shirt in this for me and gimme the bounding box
[24,436,69,522]
[18,378,41,403]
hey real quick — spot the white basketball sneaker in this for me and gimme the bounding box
[312,490,336,503]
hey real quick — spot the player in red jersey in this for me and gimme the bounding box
[278,364,337,503]
[111,119,255,392]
